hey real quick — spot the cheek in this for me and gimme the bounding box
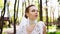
[29,13,34,17]
[29,13,36,19]
[28,12,33,18]
[28,12,38,20]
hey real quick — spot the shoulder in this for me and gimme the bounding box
[37,21,45,27]
[19,17,28,26]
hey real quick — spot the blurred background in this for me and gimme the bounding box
[0,0,60,34]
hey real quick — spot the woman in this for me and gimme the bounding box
[16,5,46,34]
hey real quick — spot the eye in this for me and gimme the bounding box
[32,9,38,12]
[36,10,39,12]
[32,10,35,12]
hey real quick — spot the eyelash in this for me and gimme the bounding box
[32,10,38,12]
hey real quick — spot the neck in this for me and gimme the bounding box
[28,18,36,25]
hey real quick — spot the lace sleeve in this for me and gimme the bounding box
[16,17,27,34]
[38,21,45,27]
[37,21,46,34]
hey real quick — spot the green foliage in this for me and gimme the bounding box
[47,32,60,34]
[43,16,53,22]
[0,0,4,9]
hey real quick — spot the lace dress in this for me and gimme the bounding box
[16,17,45,34]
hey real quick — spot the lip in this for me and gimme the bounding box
[35,15,38,17]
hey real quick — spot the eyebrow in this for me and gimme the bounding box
[32,9,38,11]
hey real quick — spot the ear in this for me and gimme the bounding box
[26,13,29,17]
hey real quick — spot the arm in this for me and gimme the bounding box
[43,26,46,34]
[38,21,46,34]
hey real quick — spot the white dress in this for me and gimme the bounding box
[16,17,45,34]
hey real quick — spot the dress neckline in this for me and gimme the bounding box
[26,23,37,34]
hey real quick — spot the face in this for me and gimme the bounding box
[26,6,38,20]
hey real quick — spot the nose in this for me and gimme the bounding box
[35,10,38,14]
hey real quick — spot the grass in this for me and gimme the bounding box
[2,31,60,34]
[47,31,60,34]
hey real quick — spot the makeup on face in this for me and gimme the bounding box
[32,9,38,17]
[28,6,38,20]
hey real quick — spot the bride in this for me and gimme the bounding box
[16,5,46,34]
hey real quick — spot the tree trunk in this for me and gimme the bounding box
[14,0,17,34]
[40,0,43,21]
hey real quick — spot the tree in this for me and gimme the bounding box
[40,0,43,21]
[58,16,60,21]
[0,0,6,34]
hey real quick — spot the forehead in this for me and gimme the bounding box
[29,6,38,10]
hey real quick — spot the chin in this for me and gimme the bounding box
[34,18,37,20]
[35,17,37,19]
